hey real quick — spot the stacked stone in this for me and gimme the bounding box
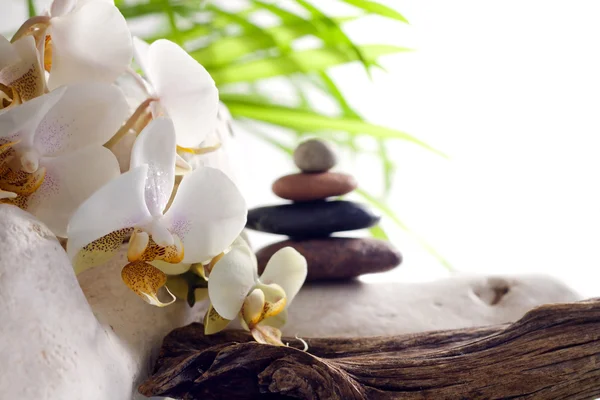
[247,139,402,281]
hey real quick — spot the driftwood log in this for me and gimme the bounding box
[139,298,600,399]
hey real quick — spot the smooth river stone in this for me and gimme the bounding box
[282,275,582,337]
[272,172,357,201]
[293,138,337,173]
[246,200,381,237]
[256,237,401,281]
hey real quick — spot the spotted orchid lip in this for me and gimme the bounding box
[122,260,176,308]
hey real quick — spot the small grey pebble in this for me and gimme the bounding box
[293,139,337,172]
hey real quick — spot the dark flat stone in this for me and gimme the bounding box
[246,201,380,237]
[256,237,402,281]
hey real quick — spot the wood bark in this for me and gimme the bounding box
[139,298,600,399]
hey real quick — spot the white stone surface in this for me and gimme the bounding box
[0,205,201,400]
[0,205,130,399]
[283,275,582,337]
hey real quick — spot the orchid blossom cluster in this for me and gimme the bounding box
[1,0,306,344]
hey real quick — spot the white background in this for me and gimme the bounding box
[2,0,600,297]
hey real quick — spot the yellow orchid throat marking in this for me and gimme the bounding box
[0,140,46,210]
[241,287,287,330]
[43,35,52,73]
[177,143,222,155]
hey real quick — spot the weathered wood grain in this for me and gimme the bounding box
[139,298,600,399]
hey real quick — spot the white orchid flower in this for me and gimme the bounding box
[0,35,45,106]
[132,37,219,149]
[179,103,237,182]
[12,0,132,90]
[0,82,128,236]
[67,117,247,306]
[205,238,307,344]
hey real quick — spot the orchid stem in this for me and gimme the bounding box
[11,15,50,43]
[105,98,156,149]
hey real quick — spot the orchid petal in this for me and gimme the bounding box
[109,129,137,173]
[71,228,132,275]
[260,247,307,307]
[145,39,219,147]
[250,283,287,328]
[226,236,258,278]
[121,260,176,307]
[207,243,257,320]
[241,288,265,328]
[127,229,149,261]
[164,166,246,264]
[130,117,176,216]
[0,87,66,143]
[48,0,132,89]
[261,309,288,329]
[34,82,129,157]
[151,260,191,275]
[203,304,231,335]
[251,325,284,346]
[0,35,19,70]
[49,0,76,17]
[0,36,45,101]
[27,146,120,237]
[175,153,192,175]
[67,164,152,270]
[132,37,151,86]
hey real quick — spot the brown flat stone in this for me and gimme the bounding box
[256,237,402,281]
[272,172,357,201]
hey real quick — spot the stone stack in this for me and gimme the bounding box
[247,139,402,281]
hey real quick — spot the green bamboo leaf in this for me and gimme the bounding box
[225,100,445,156]
[190,16,357,68]
[294,0,372,74]
[369,224,389,240]
[160,0,183,44]
[118,2,189,19]
[318,72,360,118]
[145,23,212,43]
[209,45,411,84]
[377,139,396,196]
[340,0,409,23]
[355,188,453,270]
[249,0,307,24]
[314,72,361,152]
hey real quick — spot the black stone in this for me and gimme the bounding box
[246,200,380,237]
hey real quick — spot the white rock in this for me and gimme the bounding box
[0,205,129,399]
[0,205,202,400]
[283,275,582,337]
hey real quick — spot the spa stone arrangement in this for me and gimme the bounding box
[247,138,403,281]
